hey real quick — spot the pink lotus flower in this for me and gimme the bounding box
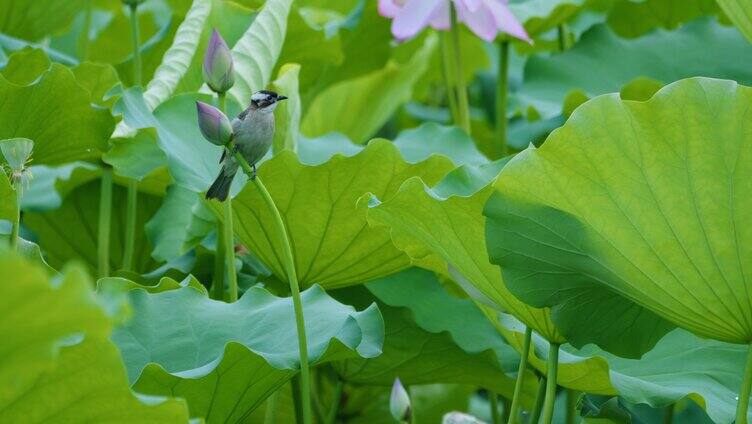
[379,0,531,43]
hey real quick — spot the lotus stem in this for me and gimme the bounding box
[98,168,113,277]
[507,326,532,424]
[217,92,238,302]
[557,24,569,52]
[212,225,226,300]
[228,140,311,424]
[439,31,459,124]
[10,181,21,251]
[79,0,93,60]
[736,344,752,424]
[449,3,471,135]
[529,374,546,424]
[501,397,511,423]
[495,41,510,159]
[489,391,500,424]
[122,1,142,272]
[540,343,560,424]
[325,379,345,424]
[566,389,577,424]
[264,391,279,424]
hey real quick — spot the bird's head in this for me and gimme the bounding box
[250,90,287,113]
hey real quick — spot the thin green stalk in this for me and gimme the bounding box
[10,181,21,251]
[566,390,577,424]
[217,93,238,302]
[212,224,226,300]
[529,375,546,424]
[663,403,674,424]
[449,3,471,134]
[128,3,142,86]
[325,379,345,424]
[489,391,500,424]
[540,343,560,424]
[123,179,138,271]
[439,31,459,124]
[229,141,311,424]
[123,2,142,272]
[79,0,93,60]
[735,344,752,424]
[501,397,511,423]
[264,391,279,424]
[291,376,305,424]
[98,168,113,278]
[557,24,569,52]
[495,41,510,159]
[507,326,532,424]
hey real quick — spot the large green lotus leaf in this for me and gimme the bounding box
[170,0,257,95]
[22,162,100,211]
[104,128,168,180]
[0,47,50,85]
[212,139,454,289]
[369,267,616,396]
[520,19,752,117]
[606,0,720,38]
[24,180,161,276]
[717,0,752,42]
[0,254,189,422]
[145,184,215,262]
[0,64,114,165]
[393,123,489,167]
[0,0,86,41]
[226,0,294,106]
[72,62,121,107]
[334,300,538,406]
[276,7,343,91]
[508,0,587,38]
[366,159,562,342]
[357,269,539,406]
[271,63,302,154]
[575,329,752,424]
[485,77,752,344]
[112,284,384,422]
[301,34,437,144]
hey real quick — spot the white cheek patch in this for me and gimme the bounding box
[251,92,268,102]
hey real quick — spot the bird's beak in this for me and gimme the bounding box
[277,95,288,101]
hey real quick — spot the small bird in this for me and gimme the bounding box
[205,90,287,201]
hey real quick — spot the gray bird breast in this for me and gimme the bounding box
[232,111,275,166]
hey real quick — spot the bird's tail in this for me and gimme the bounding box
[205,168,236,201]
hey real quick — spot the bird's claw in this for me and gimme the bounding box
[250,163,257,181]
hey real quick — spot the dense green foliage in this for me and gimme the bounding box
[1,0,751,423]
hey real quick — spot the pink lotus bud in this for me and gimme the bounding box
[196,101,232,146]
[203,30,235,94]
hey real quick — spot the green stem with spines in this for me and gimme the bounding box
[449,3,471,134]
[228,140,311,424]
[736,344,752,424]
[217,93,238,302]
[98,168,113,277]
[507,326,532,424]
[529,374,546,424]
[540,343,560,424]
[664,402,674,424]
[325,379,344,424]
[495,41,510,159]
[122,1,142,272]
